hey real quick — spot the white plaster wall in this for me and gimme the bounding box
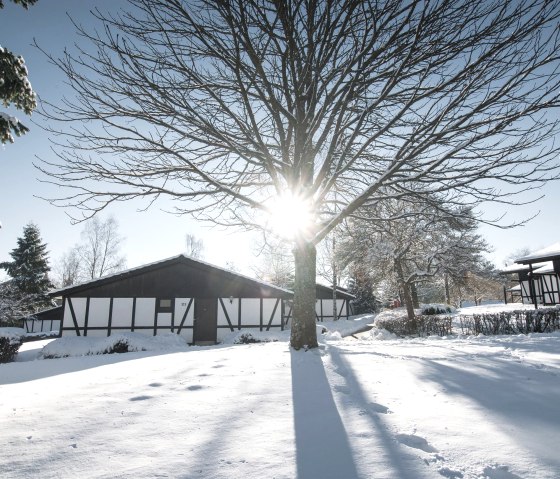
[88,298,111,328]
[262,298,281,327]
[85,329,108,338]
[63,298,87,335]
[218,298,239,328]
[543,275,560,304]
[112,298,133,328]
[316,299,347,319]
[175,298,194,343]
[24,319,61,333]
[242,298,260,325]
[135,298,155,327]
[157,312,173,328]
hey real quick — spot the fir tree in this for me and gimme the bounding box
[348,266,378,315]
[1,223,52,296]
[0,0,38,143]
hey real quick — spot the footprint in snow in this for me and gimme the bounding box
[482,465,523,479]
[333,384,350,395]
[186,385,205,391]
[129,395,153,401]
[396,433,438,453]
[370,402,390,414]
[438,466,463,478]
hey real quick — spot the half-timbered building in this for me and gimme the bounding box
[49,254,354,344]
[501,243,560,307]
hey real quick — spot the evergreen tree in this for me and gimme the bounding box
[0,0,38,143]
[1,223,52,296]
[348,266,378,315]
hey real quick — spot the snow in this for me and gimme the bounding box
[0,327,25,341]
[516,242,560,263]
[1,312,560,479]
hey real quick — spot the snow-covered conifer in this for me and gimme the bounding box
[0,0,38,143]
[1,223,52,296]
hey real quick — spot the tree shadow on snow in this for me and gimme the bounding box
[290,348,360,479]
[0,348,187,385]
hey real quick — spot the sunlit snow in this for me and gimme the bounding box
[1,309,559,479]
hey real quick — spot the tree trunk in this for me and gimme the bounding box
[444,273,451,304]
[332,234,338,321]
[411,282,419,309]
[291,241,318,350]
[394,258,415,320]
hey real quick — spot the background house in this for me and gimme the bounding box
[46,255,354,344]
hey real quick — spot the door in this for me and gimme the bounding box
[193,298,217,344]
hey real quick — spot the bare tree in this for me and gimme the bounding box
[79,216,126,279]
[252,236,294,289]
[185,234,204,259]
[54,247,82,287]
[38,0,560,349]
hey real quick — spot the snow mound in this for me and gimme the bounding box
[41,333,188,358]
[367,325,399,340]
[0,328,26,341]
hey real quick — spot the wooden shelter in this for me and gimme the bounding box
[504,243,560,308]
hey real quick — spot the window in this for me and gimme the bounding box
[159,299,172,309]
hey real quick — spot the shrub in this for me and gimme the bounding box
[0,329,24,363]
[421,304,454,315]
[376,315,453,337]
[459,308,560,336]
[233,333,261,344]
[104,339,129,354]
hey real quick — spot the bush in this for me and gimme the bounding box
[421,304,454,315]
[104,339,129,354]
[0,329,24,363]
[233,333,262,344]
[459,308,560,336]
[376,315,453,337]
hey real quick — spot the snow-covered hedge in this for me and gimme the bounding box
[459,308,560,336]
[0,328,25,363]
[41,333,188,359]
[375,315,452,337]
[421,304,455,315]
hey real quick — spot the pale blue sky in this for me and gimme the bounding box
[1,1,559,282]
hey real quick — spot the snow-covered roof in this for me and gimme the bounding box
[500,263,531,274]
[51,254,293,297]
[506,284,521,292]
[515,242,560,264]
[531,263,555,275]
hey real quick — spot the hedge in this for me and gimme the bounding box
[459,308,560,336]
[375,315,453,337]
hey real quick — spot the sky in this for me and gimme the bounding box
[1,0,559,283]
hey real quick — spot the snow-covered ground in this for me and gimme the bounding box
[1,311,559,479]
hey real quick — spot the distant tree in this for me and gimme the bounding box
[347,265,378,315]
[0,281,33,326]
[224,260,238,273]
[185,234,204,259]
[252,237,294,289]
[1,223,51,295]
[54,247,82,287]
[504,247,532,267]
[341,200,490,318]
[39,0,560,349]
[0,223,52,323]
[77,216,126,280]
[0,0,37,144]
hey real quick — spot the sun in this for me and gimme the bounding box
[266,191,315,240]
